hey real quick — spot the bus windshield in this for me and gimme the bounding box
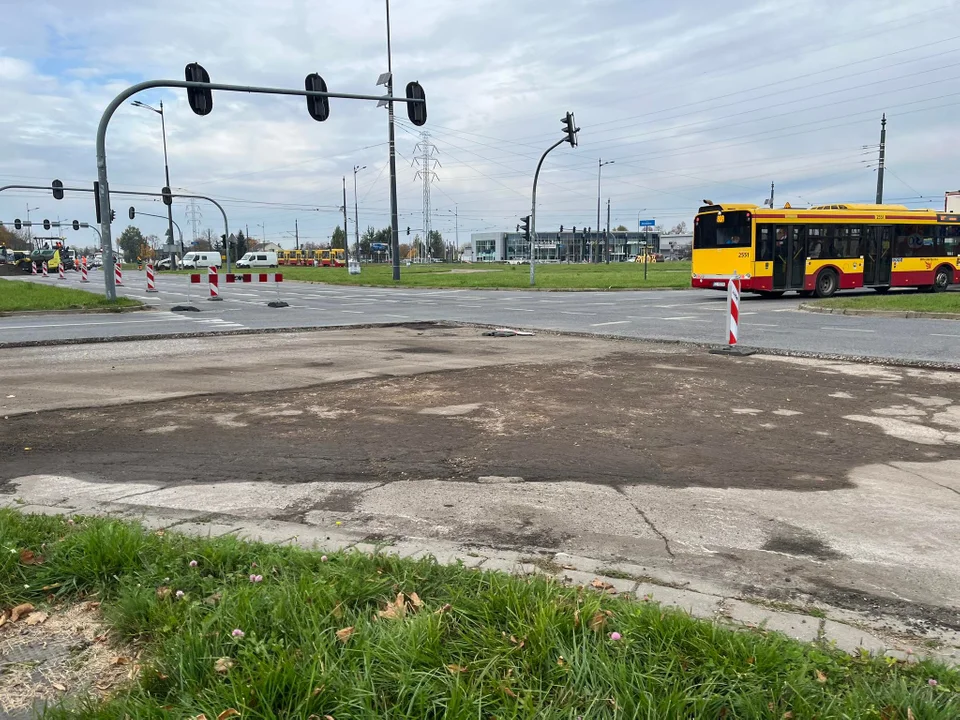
[695,211,752,249]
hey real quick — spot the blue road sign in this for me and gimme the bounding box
[639,219,656,227]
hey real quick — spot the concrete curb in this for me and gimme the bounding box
[3,500,957,667]
[799,303,960,320]
[293,279,694,293]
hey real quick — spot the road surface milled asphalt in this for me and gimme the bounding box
[1,271,959,363]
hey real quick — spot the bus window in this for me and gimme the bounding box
[694,211,751,249]
[896,224,941,257]
[944,226,959,256]
[757,226,773,260]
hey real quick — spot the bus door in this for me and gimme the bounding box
[863,226,892,286]
[772,226,806,290]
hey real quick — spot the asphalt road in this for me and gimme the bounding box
[2,270,959,363]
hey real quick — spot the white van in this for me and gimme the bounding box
[181,251,222,269]
[236,251,278,268]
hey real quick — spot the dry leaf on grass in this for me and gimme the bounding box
[52,683,67,692]
[204,592,222,606]
[25,611,49,626]
[19,549,44,565]
[590,578,616,593]
[908,709,916,720]
[815,669,827,684]
[377,593,407,620]
[156,586,171,600]
[434,603,452,615]
[502,686,517,698]
[111,656,132,666]
[10,603,35,622]
[0,610,9,628]
[217,710,241,720]
[335,626,355,643]
[214,657,234,674]
[194,715,208,720]
[409,592,423,610]
[446,664,468,674]
[588,611,608,632]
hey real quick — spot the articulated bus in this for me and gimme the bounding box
[691,203,960,297]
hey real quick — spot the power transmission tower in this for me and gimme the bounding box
[185,198,202,243]
[413,131,439,262]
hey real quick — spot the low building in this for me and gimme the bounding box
[251,241,283,253]
[470,230,661,262]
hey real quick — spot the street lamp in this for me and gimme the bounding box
[25,205,39,247]
[597,159,614,264]
[131,99,178,270]
[353,164,366,261]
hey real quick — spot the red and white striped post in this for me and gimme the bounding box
[726,272,741,347]
[208,265,222,301]
[31,261,37,276]
[42,261,49,278]
[80,257,89,283]
[146,262,157,292]
[58,263,65,280]
[115,260,123,286]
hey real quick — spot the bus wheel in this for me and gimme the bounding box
[873,286,890,294]
[814,269,838,298]
[932,266,951,293]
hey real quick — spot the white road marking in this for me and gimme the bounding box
[560,311,597,316]
[590,320,631,327]
[382,314,410,319]
[663,316,698,320]
[502,307,536,312]
[456,304,484,308]
[6,317,184,330]
[750,323,780,328]
[931,333,960,338]
[341,310,365,314]
[820,326,875,333]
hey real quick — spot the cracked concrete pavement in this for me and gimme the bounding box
[1,324,959,661]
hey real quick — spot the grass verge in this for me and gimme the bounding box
[2,509,957,719]
[166,262,692,289]
[0,279,141,312]
[813,291,960,313]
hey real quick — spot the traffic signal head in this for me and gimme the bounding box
[43,219,51,230]
[52,179,64,200]
[560,225,564,232]
[14,219,21,230]
[406,226,410,235]
[162,186,173,206]
[129,207,136,220]
[519,215,530,240]
[184,63,213,116]
[572,226,576,234]
[110,210,116,222]
[304,73,330,122]
[405,82,427,127]
[72,220,80,231]
[561,111,578,147]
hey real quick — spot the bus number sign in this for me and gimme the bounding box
[875,214,886,220]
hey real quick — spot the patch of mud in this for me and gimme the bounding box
[763,524,845,561]
[0,603,135,718]
[390,346,453,355]
[809,580,960,633]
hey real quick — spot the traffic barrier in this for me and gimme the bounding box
[726,272,741,346]
[224,273,284,284]
[42,261,48,278]
[80,257,89,283]
[31,261,37,276]
[58,263,65,280]
[208,265,222,301]
[146,263,157,293]
[115,261,123,286]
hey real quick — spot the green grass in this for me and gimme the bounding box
[167,262,692,289]
[2,510,957,719]
[0,279,141,312]
[814,291,960,313]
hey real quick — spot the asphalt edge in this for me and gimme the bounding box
[0,305,151,318]
[799,303,960,320]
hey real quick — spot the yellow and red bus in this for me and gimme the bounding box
[692,203,960,297]
[278,250,307,266]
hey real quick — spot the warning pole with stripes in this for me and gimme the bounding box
[726,272,741,346]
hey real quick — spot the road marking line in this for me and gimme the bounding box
[382,314,410,319]
[560,311,597,316]
[590,320,631,327]
[456,304,483,308]
[931,333,960,338]
[750,323,780,327]
[820,326,875,333]
[5,317,184,330]
[663,315,697,320]
[341,310,365,314]
[502,307,535,312]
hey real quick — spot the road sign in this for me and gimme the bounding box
[639,219,656,227]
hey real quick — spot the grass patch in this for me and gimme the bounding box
[191,262,692,289]
[2,509,957,719]
[814,291,960,313]
[0,279,141,312]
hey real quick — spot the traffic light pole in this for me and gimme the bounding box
[529,137,566,287]
[95,78,423,301]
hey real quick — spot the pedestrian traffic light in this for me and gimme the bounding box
[110,210,116,223]
[129,207,136,220]
[161,186,172,206]
[304,73,330,122]
[519,216,530,242]
[561,111,578,147]
[52,179,64,200]
[14,219,21,230]
[43,219,51,230]
[184,62,213,116]
[72,220,80,231]
[405,81,427,126]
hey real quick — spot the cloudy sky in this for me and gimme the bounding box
[1,0,958,250]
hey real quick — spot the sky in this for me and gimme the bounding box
[1,0,959,250]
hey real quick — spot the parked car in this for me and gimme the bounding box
[155,256,182,270]
[236,251,278,268]
[181,251,222,269]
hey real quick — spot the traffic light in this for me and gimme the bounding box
[561,111,578,147]
[14,219,21,230]
[110,210,116,223]
[52,179,64,200]
[519,216,530,242]
[184,62,213,116]
[406,227,410,235]
[572,226,577,234]
[129,207,136,220]
[43,219,51,230]
[405,81,427,126]
[94,180,102,224]
[162,186,173,206]
[304,73,330,122]
[560,225,564,232]
[72,220,80,231]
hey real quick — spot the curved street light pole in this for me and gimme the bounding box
[131,100,178,270]
[597,159,613,263]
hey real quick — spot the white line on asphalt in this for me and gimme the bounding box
[341,310,365,314]
[560,311,597,316]
[820,326,875,333]
[750,323,780,328]
[537,299,562,303]
[663,316,698,320]
[931,333,960,338]
[456,304,484,308]
[382,314,410,319]
[590,320,631,327]
[502,307,536,312]
[771,308,795,313]
[586,302,616,306]
[5,317,184,330]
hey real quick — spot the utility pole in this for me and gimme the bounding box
[295,218,299,251]
[385,0,401,280]
[605,198,611,264]
[597,159,613,263]
[768,182,775,208]
[353,165,365,262]
[342,176,349,259]
[875,114,887,204]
